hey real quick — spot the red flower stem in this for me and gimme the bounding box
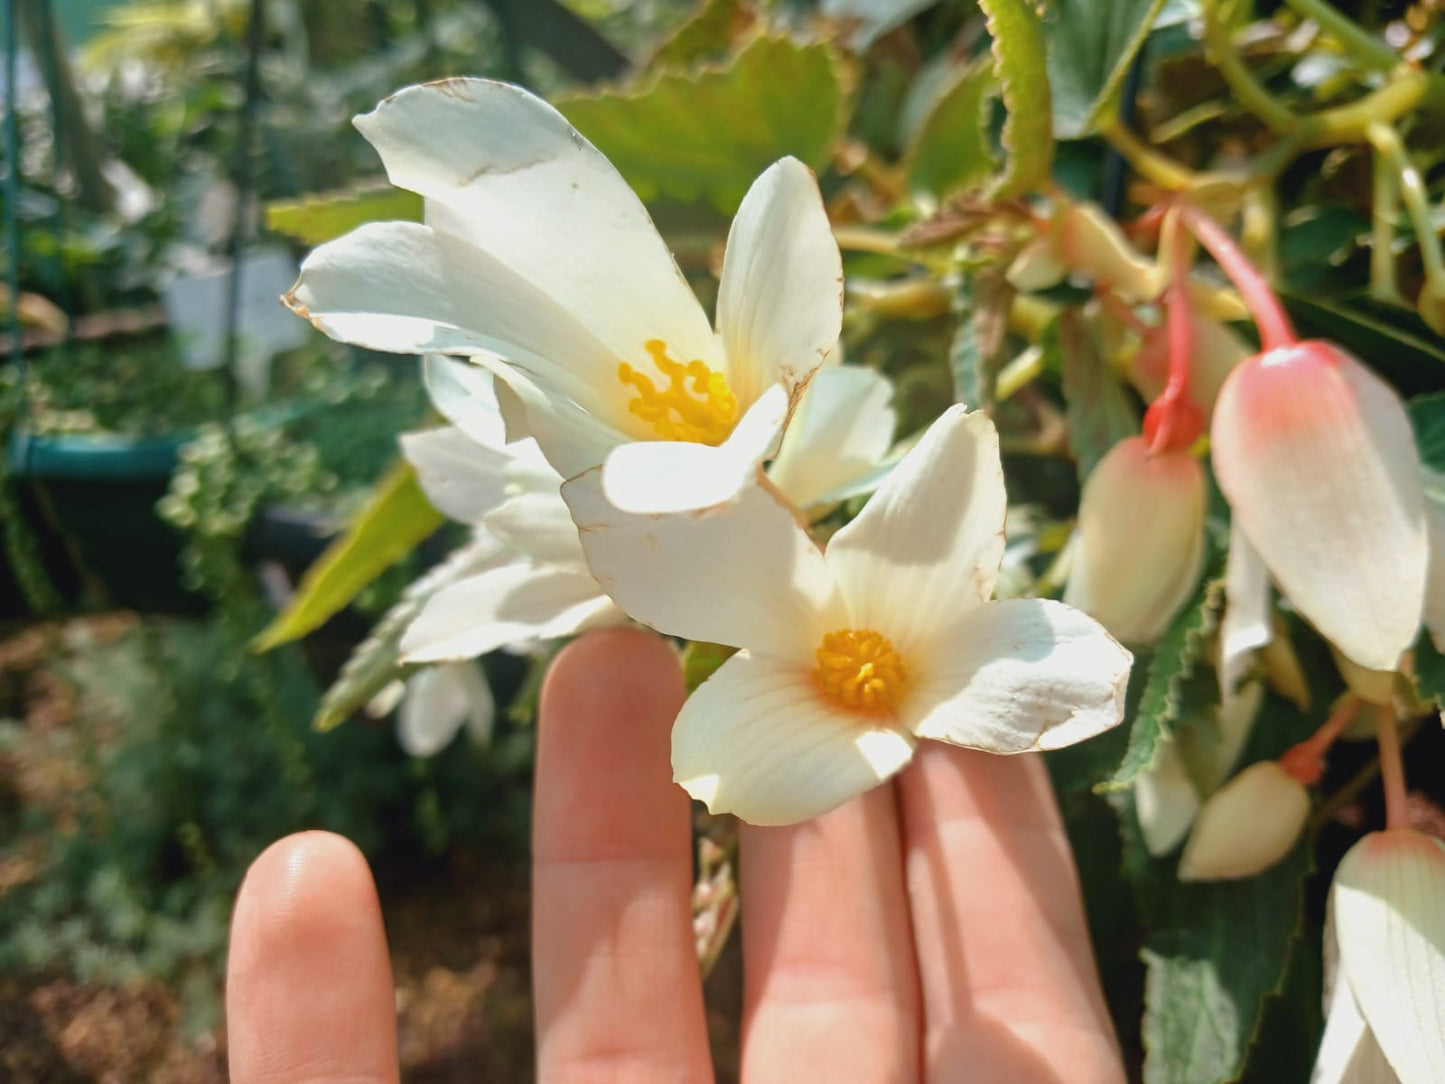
[1375,706,1409,830]
[1280,694,1361,784]
[1179,204,1297,353]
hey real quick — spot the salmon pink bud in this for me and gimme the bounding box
[1211,342,1428,671]
[1177,761,1309,881]
[1330,829,1445,1083]
[1132,311,1252,425]
[1064,436,1207,644]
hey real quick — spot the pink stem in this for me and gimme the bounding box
[1180,204,1297,353]
[1280,695,1361,784]
[1375,706,1410,831]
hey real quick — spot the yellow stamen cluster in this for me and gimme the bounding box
[814,628,907,713]
[618,339,738,445]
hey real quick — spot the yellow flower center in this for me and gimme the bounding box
[814,628,908,713]
[618,340,738,445]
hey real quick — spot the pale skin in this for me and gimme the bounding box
[226,626,1125,1083]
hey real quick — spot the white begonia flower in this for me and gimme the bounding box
[1063,435,1206,644]
[1212,342,1428,674]
[398,357,625,663]
[562,405,1132,826]
[395,661,496,758]
[1327,829,1445,1084]
[285,79,843,515]
[1313,901,1400,1084]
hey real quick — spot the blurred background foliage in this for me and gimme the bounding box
[3,0,1445,1080]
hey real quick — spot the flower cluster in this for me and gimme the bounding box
[285,78,1132,822]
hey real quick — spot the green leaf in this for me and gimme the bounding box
[682,640,738,694]
[1281,292,1445,397]
[253,462,445,653]
[1044,0,1168,139]
[555,34,848,213]
[977,0,1054,196]
[947,268,1013,410]
[1412,629,1445,708]
[264,183,423,245]
[905,58,998,200]
[650,0,757,68]
[1105,570,1225,790]
[1408,390,1445,471]
[1056,308,1139,481]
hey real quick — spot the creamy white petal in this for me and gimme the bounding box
[599,382,788,514]
[422,354,508,449]
[1219,527,1273,703]
[767,365,896,511]
[400,559,620,662]
[1312,962,1399,1084]
[902,598,1131,753]
[1212,343,1427,671]
[1136,738,1202,857]
[397,662,495,757]
[1334,830,1445,1084]
[672,651,916,826]
[485,361,630,481]
[1178,761,1309,881]
[562,460,845,659]
[289,222,633,426]
[482,491,587,571]
[716,158,842,406]
[825,406,1006,657]
[399,427,512,525]
[354,79,719,372]
[1063,438,1207,644]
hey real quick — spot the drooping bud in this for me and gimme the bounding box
[1332,829,1445,1084]
[1211,342,1428,672]
[1132,311,1252,425]
[1064,436,1206,644]
[1178,761,1310,881]
[1007,201,1160,301]
[1136,738,1201,857]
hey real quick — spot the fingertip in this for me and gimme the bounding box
[228,831,397,1084]
[541,625,683,726]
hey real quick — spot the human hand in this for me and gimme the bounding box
[226,626,1125,1082]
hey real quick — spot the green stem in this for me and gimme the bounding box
[1200,0,1297,134]
[1365,122,1445,298]
[1281,0,1399,72]
[1099,117,1200,191]
[1370,138,1403,304]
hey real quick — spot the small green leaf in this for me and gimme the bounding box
[1408,390,1445,471]
[556,34,848,213]
[253,462,445,653]
[264,183,423,245]
[1413,630,1445,708]
[1044,0,1168,139]
[977,0,1054,196]
[650,0,757,68]
[1105,570,1226,790]
[905,58,998,200]
[682,640,738,694]
[1056,309,1139,481]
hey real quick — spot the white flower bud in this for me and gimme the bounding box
[1136,739,1201,857]
[1178,761,1309,882]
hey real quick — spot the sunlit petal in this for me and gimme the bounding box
[767,365,896,512]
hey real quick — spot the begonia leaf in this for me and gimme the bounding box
[264,183,423,245]
[977,0,1054,196]
[1044,0,1168,139]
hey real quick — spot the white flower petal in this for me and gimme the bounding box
[1220,527,1273,702]
[1312,960,1399,1084]
[766,365,896,511]
[397,662,495,757]
[1062,438,1207,644]
[673,652,916,826]
[399,427,511,525]
[482,492,586,571]
[354,79,719,372]
[400,559,619,662]
[825,406,1006,656]
[1334,829,1445,1084]
[485,361,630,480]
[562,459,845,659]
[903,597,1131,753]
[1212,343,1427,671]
[716,157,842,406]
[1177,761,1309,881]
[1136,738,1202,857]
[422,354,508,449]
[598,382,787,514]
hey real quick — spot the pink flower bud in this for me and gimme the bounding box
[1131,311,1252,425]
[1064,436,1206,644]
[1211,342,1428,671]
